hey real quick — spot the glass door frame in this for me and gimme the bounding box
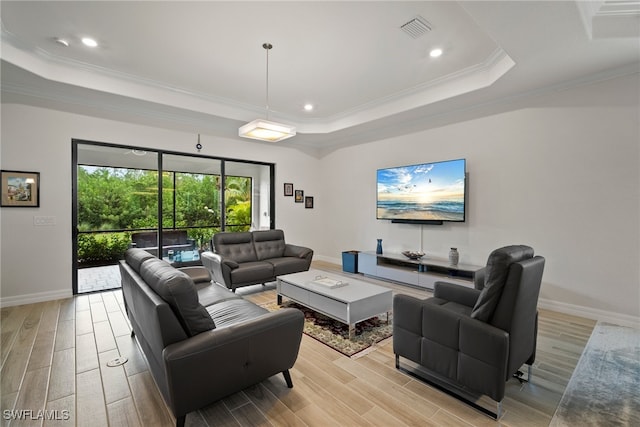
[72,139,276,294]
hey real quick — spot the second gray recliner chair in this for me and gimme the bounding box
[393,245,545,418]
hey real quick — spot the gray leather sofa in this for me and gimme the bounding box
[120,248,304,427]
[393,245,545,418]
[202,229,313,291]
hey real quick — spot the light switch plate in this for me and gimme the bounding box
[34,216,56,226]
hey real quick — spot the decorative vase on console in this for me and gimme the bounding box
[376,239,383,255]
[449,248,459,266]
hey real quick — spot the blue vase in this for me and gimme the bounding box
[376,239,383,254]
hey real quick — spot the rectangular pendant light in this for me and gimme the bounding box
[239,119,296,142]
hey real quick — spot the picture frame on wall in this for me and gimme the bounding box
[1,170,40,207]
[305,196,314,209]
[295,190,304,203]
[284,182,294,196]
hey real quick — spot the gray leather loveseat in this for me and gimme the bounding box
[120,248,304,427]
[202,229,313,292]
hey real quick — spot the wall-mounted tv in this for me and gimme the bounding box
[377,158,466,224]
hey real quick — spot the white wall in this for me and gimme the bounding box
[0,106,321,306]
[318,73,639,325]
[1,73,638,326]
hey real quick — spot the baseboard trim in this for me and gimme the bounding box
[538,298,640,329]
[0,289,73,308]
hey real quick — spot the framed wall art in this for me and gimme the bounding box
[1,170,40,207]
[305,196,314,209]
[284,182,294,196]
[295,189,304,203]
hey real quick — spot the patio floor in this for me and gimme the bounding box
[77,264,121,293]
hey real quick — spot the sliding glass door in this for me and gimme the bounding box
[73,140,274,294]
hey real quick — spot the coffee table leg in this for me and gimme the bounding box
[277,294,282,305]
[349,323,355,340]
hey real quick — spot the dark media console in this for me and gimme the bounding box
[357,251,482,290]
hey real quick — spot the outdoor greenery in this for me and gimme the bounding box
[77,166,252,265]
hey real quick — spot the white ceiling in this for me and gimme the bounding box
[2,1,639,155]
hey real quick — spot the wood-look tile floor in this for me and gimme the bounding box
[1,261,596,426]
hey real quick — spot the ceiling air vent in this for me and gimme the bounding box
[400,16,432,38]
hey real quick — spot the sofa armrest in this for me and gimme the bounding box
[284,244,313,260]
[162,308,304,418]
[433,282,480,308]
[201,251,237,288]
[392,294,428,362]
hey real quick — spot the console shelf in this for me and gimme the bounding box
[357,251,482,290]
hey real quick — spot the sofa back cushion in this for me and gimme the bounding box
[125,248,156,272]
[253,229,286,260]
[139,257,215,336]
[470,245,534,322]
[212,232,258,263]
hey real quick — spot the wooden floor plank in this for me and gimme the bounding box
[76,368,108,427]
[47,348,75,402]
[128,371,174,427]
[11,365,50,427]
[75,332,99,374]
[98,349,133,405]
[106,397,142,427]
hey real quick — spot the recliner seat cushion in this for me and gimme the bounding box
[139,258,216,336]
[471,245,534,322]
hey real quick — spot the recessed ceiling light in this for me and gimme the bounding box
[55,38,69,47]
[430,48,443,58]
[81,37,98,48]
[304,104,314,112]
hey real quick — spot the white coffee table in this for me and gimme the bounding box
[276,269,392,339]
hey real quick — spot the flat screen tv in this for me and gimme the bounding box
[377,158,466,224]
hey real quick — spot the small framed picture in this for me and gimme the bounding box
[294,190,304,203]
[305,196,314,209]
[1,170,40,207]
[284,183,294,196]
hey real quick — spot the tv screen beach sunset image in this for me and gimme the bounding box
[377,159,466,222]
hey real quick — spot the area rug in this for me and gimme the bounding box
[550,321,640,426]
[264,300,392,358]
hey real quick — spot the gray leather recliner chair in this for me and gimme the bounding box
[393,245,545,418]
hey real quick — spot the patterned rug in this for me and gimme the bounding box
[264,300,393,358]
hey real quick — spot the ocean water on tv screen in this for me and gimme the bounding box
[377,200,464,221]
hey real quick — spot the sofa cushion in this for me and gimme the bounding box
[213,232,258,263]
[268,257,311,276]
[205,299,269,329]
[230,261,274,285]
[195,282,242,307]
[471,245,534,322]
[125,248,156,272]
[253,229,286,260]
[139,258,216,336]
